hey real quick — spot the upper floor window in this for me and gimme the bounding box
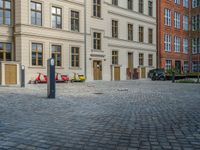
[192,38,200,54]
[32,43,43,66]
[112,0,118,6]
[183,38,188,54]
[192,0,200,8]
[93,32,101,50]
[71,47,80,68]
[164,33,171,52]
[128,0,133,10]
[52,45,62,67]
[148,54,153,66]
[112,20,118,38]
[0,42,12,61]
[128,24,133,41]
[148,28,153,44]
[148,1,153,16]
[192,15,200,31]
[93,0,101,18]
[174,12,180,29]
[31,1,42,26]
[174,0,180,4]
[71,10,79,32]
[174,36,180,52]
[183,15,189,31]
[183,0,189,8]
[112,51,118,65]
[139,26,144,42]
[0,0,11,25]
[52,6,62,29]
[184,61,189,73]
[139,0,144,13]
[164,8,171,26]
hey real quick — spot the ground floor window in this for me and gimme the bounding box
[0,42,12,61]
[139,53,144,66]
[184,61,189,73]
[32,43,43,66]
[148,54,153,66]
[112,51,118,65]
[192,61,200,72]
[52,45,61,67]
[165,60,172,70]
[71,47,80,67]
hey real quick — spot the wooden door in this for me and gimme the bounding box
[128,53,133,69]
[114,67,120,81]
[5,64,17,85]
[93,61,102,80]
[141,67,146,78]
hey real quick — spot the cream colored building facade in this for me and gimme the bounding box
[0,0,156,84]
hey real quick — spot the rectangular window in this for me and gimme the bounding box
[31,1,42,26]
[184,61,189,73]
[52,45,61,67]
[183,38,188,53]
[183,0,189,8]
[174,36,180,52]
[192,16,196,31]
[32,43,43,66]
[128,24,133,41]
[139,0,144,13]
[71,47,80,67]
[164,33,171,52]
[192,38,198,54]
[93,32,101,50]
[139,26,144,42]
[183,15,189,31]
[93,0,101,18]
[0,42,12,61]
[139,53,144,66]
[112,51,118,65]
[165,60,172,70]
[192,61,198,72]
[71,10,79,32]
[52,6,62,29]
[174,12,180,29]
[128,0,133,10]
[148,1,153,16]
[0,0,11,25]
[192,0,199,8]
[148,54,153,66]
[148,28,153,44]
[164,8,171,26]
[112,0,118,5]
[112,20,118,38]
[174,0,180,4]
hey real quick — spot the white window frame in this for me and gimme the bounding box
[164,9,171,26]
[164,33,171,52]
[174,12,180,29]
[183,38,188,54]
[174,36,180,52]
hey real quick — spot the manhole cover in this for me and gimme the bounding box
[117,88,128,91]
[93,93,104,95]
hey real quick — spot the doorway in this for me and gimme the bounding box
[175,60,181,73]
[5,64,17,85]
[114,67,120,81]
[128,52,133,69]
[93,60,102,80]
[141,67,146,78]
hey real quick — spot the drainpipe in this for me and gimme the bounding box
[12,0,16,61]
[84,0,87,78]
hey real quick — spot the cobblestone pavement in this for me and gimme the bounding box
[0,80,200,150]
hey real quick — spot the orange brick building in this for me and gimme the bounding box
[157,0,191,73]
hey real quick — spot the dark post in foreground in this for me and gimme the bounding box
[172,71,175,83]
[21,65,25,87]
[47,58,55,98]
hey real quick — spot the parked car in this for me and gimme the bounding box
[151,69,166,81]
[148,69,156,79]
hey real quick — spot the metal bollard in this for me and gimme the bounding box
[21,65,25,87]
[172,71,175,83]
[47,58,56,98]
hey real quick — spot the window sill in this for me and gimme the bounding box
[91,16,103,20]
[91,49,104,53]
[55,67,64,69]
[28,66,46,69]
[69,67,82,70]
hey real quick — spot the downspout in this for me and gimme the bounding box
[12,0,16,61]
[84,0,87,78]
[156,0,160,68]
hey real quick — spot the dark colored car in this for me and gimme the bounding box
[148,69,166,81]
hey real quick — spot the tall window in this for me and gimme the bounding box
[128,0,133,10]
[93,32,101,50]
[139,26,144,42]
[174,12,180,29]
[164,33,171,52]
[192,61,198,72]
[32,43,43,66]
[128,24,133,41]
[184,61,189,73]
[148,54,153,66]
[0,42,12,61]
[174,0,180,4]
[192,15,200,31]
[52,6,62,29]
[52,45,61,67]
[93,0,101,18]
[112,20,118,38]
[31,1,42,26]
[71,47,80,67]
[192,38,198,54]
[71,11,79,32]
[139,53,144,66]
[139,0,143,13]
[112,0,118,5]
[183,38,188,53]
[165,60,172,70]
[148,28,153,44]
[174,36,180,52]
[0,0,11,25]
[164,8,171,26]
[148,1,153,16]
[183,15,188,31]
[183,0,189,8]
[192,0,200,8]
[112,51,118,65]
